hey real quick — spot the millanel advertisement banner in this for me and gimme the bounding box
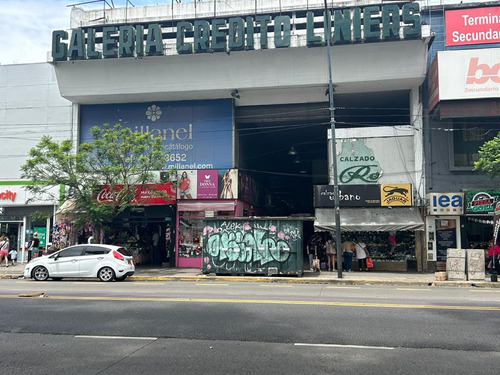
[445,7,500,47]
[80,100,233,170]
[177,169,238,200]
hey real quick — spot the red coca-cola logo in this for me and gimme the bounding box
[96,188,118,202]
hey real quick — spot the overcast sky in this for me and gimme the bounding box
[0,0,162,65]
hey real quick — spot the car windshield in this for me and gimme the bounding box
[117,247,133,257]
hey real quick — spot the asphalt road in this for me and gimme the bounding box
[0,280,499,374]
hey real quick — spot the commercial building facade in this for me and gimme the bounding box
[2,0,498,271]
[423,4,500,269]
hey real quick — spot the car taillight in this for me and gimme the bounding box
[113,250,124,261]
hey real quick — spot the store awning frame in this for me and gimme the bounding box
[314,207,425,232]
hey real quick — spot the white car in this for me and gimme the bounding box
[24,244,135,282]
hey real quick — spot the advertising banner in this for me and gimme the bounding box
[380,184,412,206]
[80,100,233,170]
[96,183,176,205]
[34,227,47,249]
[445,7,500,47]
[493,202,500,245]
[314,185,381,207]
[465,190,500,214]
[427,193,464,215]
[0,185,60,206]
[177,169,238,200]
[334,131,416,186]
[435,49,500,101]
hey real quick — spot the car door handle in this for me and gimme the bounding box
[97,257,104,260]
[71,259,78,263]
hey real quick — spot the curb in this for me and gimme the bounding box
[2,273,499,288]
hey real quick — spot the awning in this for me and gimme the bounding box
[177,201,236,212]
[55,199,77,214]
[314,207,424,232]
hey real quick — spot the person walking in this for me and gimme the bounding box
[0,234,9,267]
[325,236,335,271]
[487,240,500,274]
[342,237,355,272]
[354,236,370,271]
[306,234,318,271]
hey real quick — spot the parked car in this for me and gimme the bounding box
[24,244,135,282]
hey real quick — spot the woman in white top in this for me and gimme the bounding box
[354,237,370,271]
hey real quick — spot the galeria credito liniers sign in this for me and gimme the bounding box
[52,3,421,61]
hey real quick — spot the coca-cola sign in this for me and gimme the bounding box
[96,183,176,205]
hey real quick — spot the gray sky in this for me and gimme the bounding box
[0,0,161,65]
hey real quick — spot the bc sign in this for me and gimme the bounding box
[80,100,233,170]
[427,193,464,215]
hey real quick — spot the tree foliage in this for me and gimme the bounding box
[21,123,174,229]
[474,132,500,179]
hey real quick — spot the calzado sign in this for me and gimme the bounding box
[52,3,421,61]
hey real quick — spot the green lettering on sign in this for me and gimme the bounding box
[145,23,163,56]
[52,30,67,61]
[212,19,227,52]
[103,26,118,58]
[228,17,244,51]
[274,16,291,48]
[176,22,192,54]
[68,29,85,60]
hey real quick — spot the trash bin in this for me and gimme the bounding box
[202,218,303,276]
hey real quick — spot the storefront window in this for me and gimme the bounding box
[452,118,498,168]
[178,212,203,258]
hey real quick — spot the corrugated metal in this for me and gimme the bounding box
[314,207,424,232]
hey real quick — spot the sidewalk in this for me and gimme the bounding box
[1,263,499,287]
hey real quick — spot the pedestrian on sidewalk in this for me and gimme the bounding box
[306,234,319,271]
[354,236,369,271]
[27,233,41,259]
[487,240,500,274]
[9,248,18,266]
[0,234,10,267]
[325,236,335,271]
[342,237,355,272]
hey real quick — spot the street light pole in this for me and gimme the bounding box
[324,1,343,278]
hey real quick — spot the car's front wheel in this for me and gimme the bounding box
[32,266,49,281]
[98,267,115,282]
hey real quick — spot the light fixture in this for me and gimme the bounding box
[293,156,300,164]
[231,89,240,99]
[288,145,297,155]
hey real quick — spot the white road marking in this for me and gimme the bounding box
[75,335,157,340]
[259,284,294,287]
[294,343,394,350]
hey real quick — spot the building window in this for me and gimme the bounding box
[451,118,500,169]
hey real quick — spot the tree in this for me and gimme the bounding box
[21,123,174,237]
[474,132,500,178]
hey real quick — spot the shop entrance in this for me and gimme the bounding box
[0,221,22,251]
[110,206,175,266]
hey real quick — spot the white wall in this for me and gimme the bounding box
[0,63,73,181]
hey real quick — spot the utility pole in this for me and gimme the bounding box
[324,0,343,278]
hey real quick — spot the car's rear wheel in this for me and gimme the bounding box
[98,267,115,282]
[115,275,127,281]
[32,266,49,281]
